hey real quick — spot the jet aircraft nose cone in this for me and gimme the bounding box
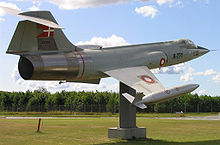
[192,84,200,89]
[197,46,210,55]
[187,84,200,91]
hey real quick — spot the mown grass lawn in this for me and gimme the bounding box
[0,112,217,117]
[0,118,220,145]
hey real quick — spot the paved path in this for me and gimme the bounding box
[151,116,220,120]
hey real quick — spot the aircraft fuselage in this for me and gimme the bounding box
[18,39,209,84]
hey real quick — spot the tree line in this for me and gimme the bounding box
[0,88,220,113]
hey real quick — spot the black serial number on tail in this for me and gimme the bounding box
[40,40,51,45]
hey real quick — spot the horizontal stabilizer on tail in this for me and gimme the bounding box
[0,6,62,29]
[18,13,63,29]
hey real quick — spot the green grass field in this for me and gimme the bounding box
[0,118,220,145]
[0,112,217,117]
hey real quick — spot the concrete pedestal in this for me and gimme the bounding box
[108,82,146,139]
[108,127,146,139]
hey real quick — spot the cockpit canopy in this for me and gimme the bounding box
[178,39,197,49]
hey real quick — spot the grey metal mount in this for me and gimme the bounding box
[108,82,146,139]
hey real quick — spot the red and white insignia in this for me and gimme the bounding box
[175,87,179,91]
[37,24,54,38]
[141,75,155,84]
[165,90,170,94]
[160,57,166,67]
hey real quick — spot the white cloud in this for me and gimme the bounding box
[28,0,41,11]
[76,34,130,47]
[0,17,4,21]
[169,0,183,7]
[179,67,199,82]
[173,63,185,73]
[135,5,158,18]
[193,72,203,76]
[176,0,183,5]
[97,81,119,92]
[0,2,20,22]
[179,67,197,82]
[0,7,4,17]
[212,74,220,83]
[178,66,220,84]
[12,0,182,11]
[193,0,209,4]
[47,0,133,10]
[0,2,20,15]
[0,0,193,14]
[28,5,40,11]
[46,0,183,10]
[204,69,217,76]
[197,89,206,95]
[180,73,194,82]
[152,63,185,74]
[141,0,175,5]
[151,63,220,85]
[156,0,174,5]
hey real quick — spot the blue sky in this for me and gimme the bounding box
[0,0,219,96]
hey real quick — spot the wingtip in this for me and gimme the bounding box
[1,6,64,29]
[0,6,22,16]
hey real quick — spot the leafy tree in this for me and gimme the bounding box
[0,89,220,113]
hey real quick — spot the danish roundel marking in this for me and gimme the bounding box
[165,90,171,94]
[175,87,179,91]
[141,75,155,84]
[160,57,166,67]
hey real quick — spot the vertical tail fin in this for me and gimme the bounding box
[6,10,76,54]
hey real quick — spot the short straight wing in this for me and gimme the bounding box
[104,66,165,95]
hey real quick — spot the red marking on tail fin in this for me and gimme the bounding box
[37,24,54,38]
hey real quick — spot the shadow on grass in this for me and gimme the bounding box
[95,138,220,145]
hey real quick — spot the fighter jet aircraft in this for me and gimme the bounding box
[1,7,209,109]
